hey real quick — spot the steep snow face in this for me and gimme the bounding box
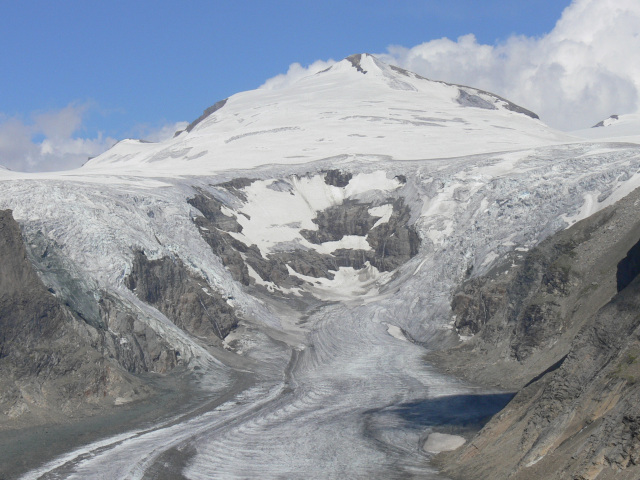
[78,54,573,176]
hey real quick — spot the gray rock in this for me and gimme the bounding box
[0,210,151,426]
[323,169,353,187]
[433,186,640,479]
[457,90,498,110]
[301,200,380,244]
[185,98,228,133]
[345,54,368,74]
[125,250,238,341]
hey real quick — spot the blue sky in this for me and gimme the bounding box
[1,0,570,138]
[1,0,639,171]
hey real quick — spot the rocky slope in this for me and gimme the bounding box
[433,186,640,479]
[0,210,151,426]
[0,202,243,434]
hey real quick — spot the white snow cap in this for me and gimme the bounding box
[73,54,573,177]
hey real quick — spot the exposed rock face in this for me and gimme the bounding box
[125,250,238,342]
[457,90,497,110]
[188,190,256,286]
[0,210,150,425]
[440,277,640,480]
[432,187,640,479]
[188,181,420,294]
[97,294,181,374]
[303,197,420,273]
[301,200,380,244]
[185,98,228,133]
[0,210,66,357]
[323,170,353,188]
[346,53,368,74]
[434,190,640,388]
[24,231,182,375]
[593,114,619,128]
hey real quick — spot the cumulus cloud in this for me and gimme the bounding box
[259,59,337,90]
[261,0,640,131]
[130,121,189,143]
[380,0,640,130]
[0,105,187,172]
[0,103,118,172]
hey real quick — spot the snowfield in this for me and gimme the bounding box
[73,54,575,176]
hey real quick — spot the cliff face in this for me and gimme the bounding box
[0,210,150,426]
[125,250,238,343]
[434,187,640,479]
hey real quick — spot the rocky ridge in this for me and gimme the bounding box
[433,186,640,479]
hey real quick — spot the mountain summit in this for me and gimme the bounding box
[82,54,571,175]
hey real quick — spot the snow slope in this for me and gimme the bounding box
[75,54,573,176]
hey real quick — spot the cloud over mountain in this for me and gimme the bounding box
[262,0,640,131]
[0,104,186,172]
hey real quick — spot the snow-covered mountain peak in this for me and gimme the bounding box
[571,113,640,144]
[317,53,406,80]
[76,54,574,177]
[592,114,622,128]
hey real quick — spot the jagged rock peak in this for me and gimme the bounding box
[320,53,401,78]
[345,53,374,74]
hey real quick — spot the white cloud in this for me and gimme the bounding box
[259,59,337,90]
[260,0,640,131]
[383,0,640,130]
[0,103,118,172]
[130,121,189,143]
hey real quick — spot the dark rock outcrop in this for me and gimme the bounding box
[188,190,252,285]
[301,198,420,272]
[457,90,497,110]
[216,177,257,202]
[301,201,380,244]
[593,115,619,128]
[0,210,66,363]
[125,250,238,342]
[189,186,421,295]
[323,170,352,187]
[346,54,368,74]
[185,98,228,133]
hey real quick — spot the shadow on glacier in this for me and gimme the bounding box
[364,393,515,433]
[391,393,515,428]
